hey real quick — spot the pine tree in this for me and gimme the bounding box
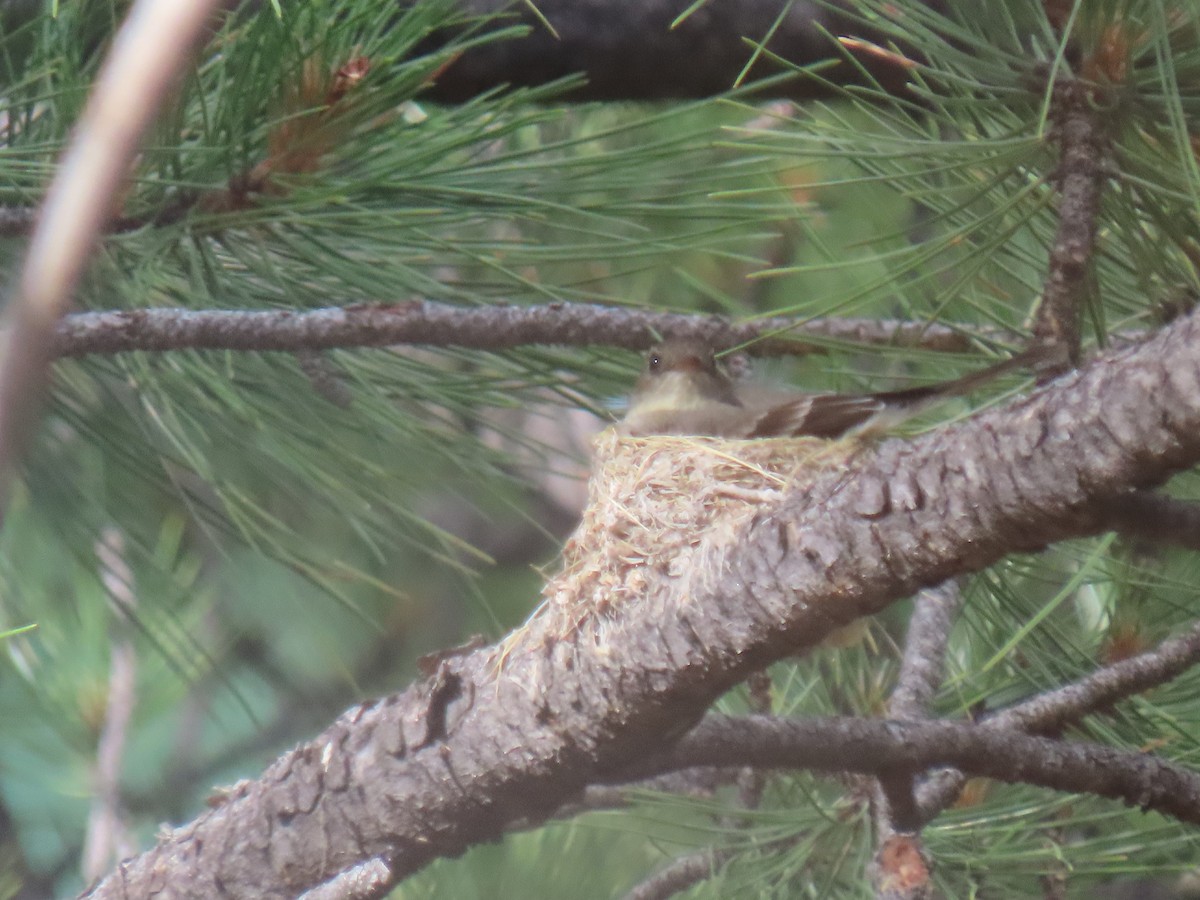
[3,1,1200,897]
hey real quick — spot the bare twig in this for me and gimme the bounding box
[82,528,138,883]
[0,0,224,517]
[50,302,997,359]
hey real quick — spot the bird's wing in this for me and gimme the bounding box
[749,393,885,439]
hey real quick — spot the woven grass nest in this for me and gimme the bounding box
[529,427,857,645]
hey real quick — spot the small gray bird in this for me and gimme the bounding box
[620,339,1057,438]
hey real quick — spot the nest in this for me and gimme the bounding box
[530,428,856,645]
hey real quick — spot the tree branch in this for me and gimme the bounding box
[889,581,964,722]
[870,580,964,897]
[1033,78,1107,366]
[915,619,1200,819]
[1097,492,1200,552]
[83,308,1200,898]
[621,848,736,900]
[50,302,990,359]
[636,715,1200,827]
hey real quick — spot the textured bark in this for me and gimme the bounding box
[49,302,980,358]
[1033,79,1107,366]
[85,310,1200,898]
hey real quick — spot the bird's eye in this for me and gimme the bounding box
[648,354,662,372]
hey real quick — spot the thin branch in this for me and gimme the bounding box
[1099,492,1200,551]
[622,847,736,900]
[889,581,964,722]
[81,528,138,884]
[0,0,224,517]
[873,769,924,849]
[869,581,964,897]
[1032,78,1107,366]
[51,302,994,359]
[916,618,1200,819]
[643,715,1200,827]
[296,859,393,900]
[736,671,773,811]
[989,619,1200,732]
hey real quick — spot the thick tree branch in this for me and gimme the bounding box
[84,310,1200,898]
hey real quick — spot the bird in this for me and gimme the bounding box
[619,338,1058,438]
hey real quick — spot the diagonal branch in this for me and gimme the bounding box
[0,0,225,518]
[84,309,1200,898]
[621,848,737,900]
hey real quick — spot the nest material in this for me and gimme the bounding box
[535,427,856,642]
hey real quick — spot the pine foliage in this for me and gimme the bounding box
[2,0,1200,896]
